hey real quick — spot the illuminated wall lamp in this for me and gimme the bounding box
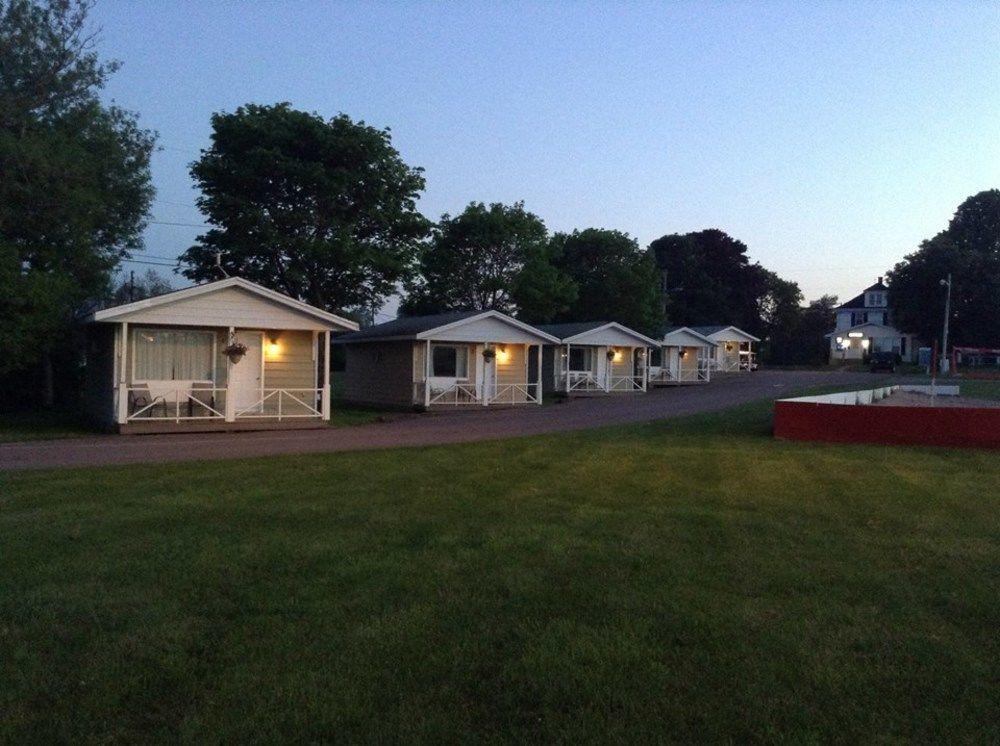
[266,335,281,359]
[495,345,510,364]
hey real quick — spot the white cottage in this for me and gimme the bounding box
[535,322,658,396]
[648,327,714,385]
[337,310,558,408]
[83,277,357,433]
[689,325,760,372]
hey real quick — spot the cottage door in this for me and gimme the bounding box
[230,331,264,413]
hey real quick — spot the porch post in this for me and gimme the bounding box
[642,347,648,391]
[116,322,129,424]
[321,330,331,420]
[565,343,571,394]
[536,344,543,404]
[423,339,431,408]
[224,326,235,422]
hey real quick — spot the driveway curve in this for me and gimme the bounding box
[1,370,873,471]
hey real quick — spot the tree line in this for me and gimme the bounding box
[2,1,997,410]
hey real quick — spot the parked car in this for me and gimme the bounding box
[869,351,897,373]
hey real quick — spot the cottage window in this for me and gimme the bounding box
[568,347,595,372]
[649,347,663,367]
[134,329,215,382]
[432,344,468,378]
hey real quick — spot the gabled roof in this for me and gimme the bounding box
[835,278,888,310]
[336,310,560,344]
[659,326,715,347]
[535,321,660,347]
[88,276,358,330]
[689,325,761,342]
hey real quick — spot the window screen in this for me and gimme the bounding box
[134,329,214,381]
[432,345,468,378]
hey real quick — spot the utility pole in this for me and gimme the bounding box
[129,270,135,302]
[940,274,952,375]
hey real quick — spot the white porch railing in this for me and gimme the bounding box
[427,382,482,406]
[126,387,227,422]
[608,375,645,392]
[234,388,323,420]
[416,381,541,406]
[561,371,606,393]
[650,366,710,384]
[488,383,541,405]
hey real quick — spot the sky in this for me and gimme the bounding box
[91,0,1000,312]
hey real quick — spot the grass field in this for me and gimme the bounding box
[2,397,999,742]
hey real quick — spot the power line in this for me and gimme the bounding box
[148,220,207,228]
[121,258,179,268]
[156,198,200,209]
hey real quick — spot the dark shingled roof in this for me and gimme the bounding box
[835,279,888,310]
[335,310,484,342]
[533,321,610,339]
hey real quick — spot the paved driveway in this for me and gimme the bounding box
[0,370,873,471]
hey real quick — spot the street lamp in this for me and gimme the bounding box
[940,274,952,374]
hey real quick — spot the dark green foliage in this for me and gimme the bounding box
[888,190,1000,347]
[180,103,429,318]
[110,269,172,305]
[401,201,575,319]
[766,294,839,365]
[547,228,663,335]
[649,229,804,360]
[0,0,155,403]
[2,401,998,741]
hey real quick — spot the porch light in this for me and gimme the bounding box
[495,345,510,363]
[836,337,844,345]
[266,336,281,359]
[612,348,623,363]
[861,339,870,349]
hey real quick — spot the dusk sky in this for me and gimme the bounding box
[92,1,999,310]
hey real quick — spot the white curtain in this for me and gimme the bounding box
[135,329,214,381]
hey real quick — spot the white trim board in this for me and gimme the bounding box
[89,277,358,331]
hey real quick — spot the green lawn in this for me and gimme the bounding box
[2,400,999,742]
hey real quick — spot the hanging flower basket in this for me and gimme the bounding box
[606,349,616,361]
[482,347,497,361]
[224,341,248,363]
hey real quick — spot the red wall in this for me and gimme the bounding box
[774,401,1000,449]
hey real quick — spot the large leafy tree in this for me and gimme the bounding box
[888,189,1000,347]
[648,229,764,331]
[180,103,429,319]
[547,228,662,335]
[401,201,575,319]
[0,0,155,405]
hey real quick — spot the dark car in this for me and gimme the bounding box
[869,351,897,373]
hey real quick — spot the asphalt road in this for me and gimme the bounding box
[0,370,874,472]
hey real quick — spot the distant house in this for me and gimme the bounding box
[648,327,714,385]
[824,277,917,363]
[84,277,358,433]
[337,310,557,408]
[534,321,658,396]
[689,325,760,372]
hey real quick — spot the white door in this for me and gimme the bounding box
[230,331,263,412]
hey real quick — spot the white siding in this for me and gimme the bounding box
[568,327,650,347]
[662,330,712,348]
[111,287,336,331]
[424,315,550,344]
